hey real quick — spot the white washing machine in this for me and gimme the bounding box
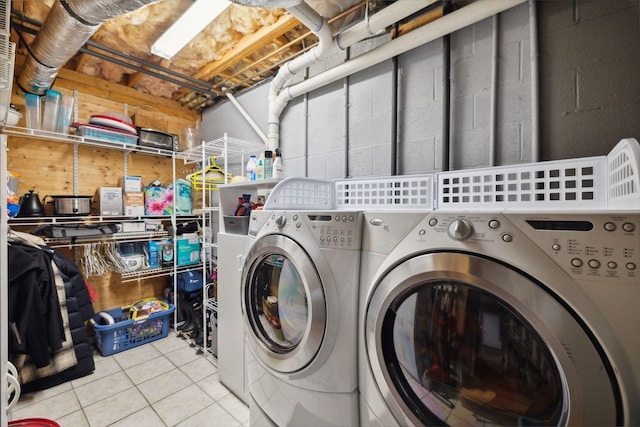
[359,210,640,426]
[242,209,363,427]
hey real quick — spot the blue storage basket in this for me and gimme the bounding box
[91,303,175,356]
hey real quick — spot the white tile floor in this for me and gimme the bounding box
[8,334,249,427]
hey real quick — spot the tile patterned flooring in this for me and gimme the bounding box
[8,334,249,427]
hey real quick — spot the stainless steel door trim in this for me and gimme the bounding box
[365,252,620,426]
[242,234,326,374]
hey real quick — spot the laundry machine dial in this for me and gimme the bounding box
[448,218,474,241]
[275,213,287,228]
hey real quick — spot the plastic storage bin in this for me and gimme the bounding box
[55,93,74,134]
[224,215,250,235]
[75,123,138,145]
[42,89,61,132]
[24,93,41,130]
[91,303,175,356]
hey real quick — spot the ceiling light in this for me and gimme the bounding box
[151,0,231,60]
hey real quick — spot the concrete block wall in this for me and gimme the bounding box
[203,1,639,180]
[398,41,444,174]
[538,0,640,160]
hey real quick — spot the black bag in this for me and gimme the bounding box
[177,270,203,294]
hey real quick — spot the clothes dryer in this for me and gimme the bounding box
[359,211,640,426]
[243,209,363,427]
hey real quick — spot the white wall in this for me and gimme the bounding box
[202,1,640,180]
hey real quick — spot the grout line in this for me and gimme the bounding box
[12,335,224,426]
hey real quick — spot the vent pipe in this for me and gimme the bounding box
[266,2,332,150]
[18,0,161,95]
[228,0,331,150]
[229,0,437,150]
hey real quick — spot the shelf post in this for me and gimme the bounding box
[1,135,9,425]
[73,142,79,195]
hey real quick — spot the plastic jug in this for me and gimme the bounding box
[246,155,257,181]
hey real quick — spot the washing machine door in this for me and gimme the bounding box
[242,234,325,374]
[365,252,621,426]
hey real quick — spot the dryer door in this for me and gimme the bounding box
[365,252,621,426]
[242,234,326,374]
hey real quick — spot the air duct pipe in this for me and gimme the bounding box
[19,0,161,95]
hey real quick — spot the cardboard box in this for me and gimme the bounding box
[131,111,168,133]
[147,241,160,268]
[124,191,145,217]
[119,176,142,193]
[98,187,123,216]
[176,235,201,266]
[120,221,145,233]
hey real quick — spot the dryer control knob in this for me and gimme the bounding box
[448,219,474,241]
[275,214,287,228]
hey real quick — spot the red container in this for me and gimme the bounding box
[9,419,61,427]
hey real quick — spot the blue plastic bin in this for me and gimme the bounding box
[91,303,175,356]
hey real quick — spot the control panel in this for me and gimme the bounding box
[421,213,638,284]
[261,211,361,250]
[513,214,638,284]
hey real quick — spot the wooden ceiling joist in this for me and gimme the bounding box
[171,13,301,101]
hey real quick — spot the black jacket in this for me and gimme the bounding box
[8,243,65,368]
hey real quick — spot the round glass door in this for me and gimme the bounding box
[243,234,326,373]
[366,252,620,426]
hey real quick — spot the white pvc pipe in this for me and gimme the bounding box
[268,0,431,150]
[282,0,527,103]
[267,1,332,150]
[529,0,540,162]
[224,89,270,146]
[270,2,330,95]
[336,0,438,50]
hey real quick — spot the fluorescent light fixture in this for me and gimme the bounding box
[151,0,231,60]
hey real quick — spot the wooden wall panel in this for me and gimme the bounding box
[7,65,202,312]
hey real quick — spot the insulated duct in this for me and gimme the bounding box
[229,0,302,7]
[18,0,161,95]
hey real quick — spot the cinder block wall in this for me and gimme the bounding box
[538,1,640,159]
[203,1,640,179]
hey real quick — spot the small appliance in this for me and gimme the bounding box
[137,128,179,151]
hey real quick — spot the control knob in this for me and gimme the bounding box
[448,219,474,241]
[275,214,287,228]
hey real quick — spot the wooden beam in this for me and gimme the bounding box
[125,56,165,89]
[194,13,300,82]
[74,53,94,75]
[14,53,199,119]
[392,7,445,38]
[170,13,300,101]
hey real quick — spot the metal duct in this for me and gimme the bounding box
[18,0,161,95]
